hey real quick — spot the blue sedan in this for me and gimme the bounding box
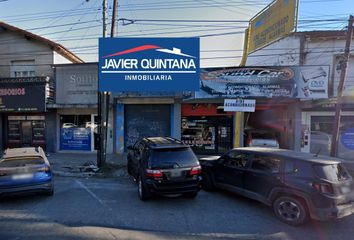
[0,147,53,196]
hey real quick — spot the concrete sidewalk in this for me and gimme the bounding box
[48,152,220,178]
[48,152,128,178]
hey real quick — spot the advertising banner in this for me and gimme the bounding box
[99,37,200,92]
[224,99,256,112]
[56,63,98,104]
[0,81,46,112]
[248,0,297,53]
[191,66,329,99]
[60,128,91,151]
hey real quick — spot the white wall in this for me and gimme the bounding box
[246,36,301,66]
[246,33,354,98]
[303,38,354,97]
[0,30,54,78]
[53,52,72,64]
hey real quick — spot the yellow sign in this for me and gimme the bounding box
[248,0,297,53]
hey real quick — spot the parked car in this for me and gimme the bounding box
[84,122,98,129]
[62,123,77,128]
[127,137,202,201]
[310,131,332,156]
[0,147,54,197]
[200,147,354,225]
[244,129,279,148]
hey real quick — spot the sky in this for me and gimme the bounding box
[0,0,353,67]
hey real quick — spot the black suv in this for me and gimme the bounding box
[127,137,202,201]
[200,147,354,225]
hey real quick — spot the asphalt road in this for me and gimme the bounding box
[1,176,354,240]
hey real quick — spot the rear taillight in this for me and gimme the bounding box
[313,182,334,194]
[247,137,253,146]
[190,165,202,176]
[146,169,163,179]
[39,166,51,173]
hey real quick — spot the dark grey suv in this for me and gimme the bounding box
[200,147,354,225]
[127,137,202,201]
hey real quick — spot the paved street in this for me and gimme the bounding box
[1,176,354,240]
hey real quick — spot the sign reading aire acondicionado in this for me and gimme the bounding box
[99,38,200,92]
[224,99,256,112]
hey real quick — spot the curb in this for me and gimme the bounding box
[52,170,130,179]
[53,171,96,178]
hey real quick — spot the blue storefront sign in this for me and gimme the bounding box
[60,128,91,151]
[98,37,200,92]
[341,128,354,150]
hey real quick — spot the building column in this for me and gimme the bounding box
[115,102,124,154]
[292,100,302,151]
[0,115,3,151]
[171,103,181,140]
[233,112,244,148]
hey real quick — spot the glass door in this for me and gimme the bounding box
[21,121,32,147]
[217,125,232,153]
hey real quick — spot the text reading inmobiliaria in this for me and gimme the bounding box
[99,38,200,92]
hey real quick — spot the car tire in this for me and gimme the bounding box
[138,176,150,201]
[127,161,132,175]
[202,172,215,191]
[273,196,309,226]
[185,191,198,199]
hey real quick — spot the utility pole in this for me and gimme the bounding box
[97,0,108,167]
[111,0,118,38]
[102,0,118,162]
[102,0,107,38]
[330,15,354,157]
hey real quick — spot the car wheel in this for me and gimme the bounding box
[138,177,150,201]
[46,188,54,196]
[202,172,215,191]
[127,161,132,175]
[273,196,309,226]
[185,191,198,199]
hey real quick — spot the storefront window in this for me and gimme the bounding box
[32,121,46,145]
[181,116,232,154]
[8,121,21,144]
[59,115,93,151]
[7,116,45,149]
[310,116,354,160]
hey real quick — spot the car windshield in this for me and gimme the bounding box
[313,163,350,182]
[151,147,198,168]
[0,158,45,168]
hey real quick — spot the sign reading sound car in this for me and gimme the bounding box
[99,38,200,92]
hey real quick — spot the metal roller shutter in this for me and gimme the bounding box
[124,104,171,148]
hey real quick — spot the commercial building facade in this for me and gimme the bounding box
[246,30,354,160]
[0,22,83,152]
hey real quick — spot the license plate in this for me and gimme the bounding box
[12,173,33,180]
[341,186,352,194]
[170,170,182,178]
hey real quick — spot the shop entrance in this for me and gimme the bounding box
[181,116,233,154]
[6,115,46,149]
[124,104,171,149]
[21,121,32,147]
